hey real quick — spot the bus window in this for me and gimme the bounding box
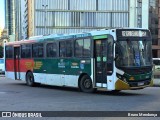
[32,44,44,58]
[21,44,32,58]
[66,41,73,57]
[60,41,66,57]
[6,46,13,58]
[75,39,83,57]
[75,39,91,58]
[83,38,91,57]
[107,35,114,75]
[46,43,57,58]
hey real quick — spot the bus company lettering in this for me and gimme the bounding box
[58,62,65,68]
[71,62,79,68]
[25,62,33,69]
[25,61,43,70]
[34,62,43,69]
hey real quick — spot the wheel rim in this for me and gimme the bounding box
[83,79,91,89]
[27,74,32,85]
[29,75,32,83]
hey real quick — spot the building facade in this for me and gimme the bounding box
[25,0,149,37]
[5,0,160,58]
[21,0,29,39]
[149,0,160,58]
[5,0,16,36]
[5,0,28,41]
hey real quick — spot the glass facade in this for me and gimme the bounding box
[149,0,159,57]
[5,0,15,35]
[149,0,158,45]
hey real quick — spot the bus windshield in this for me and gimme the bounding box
[116,39,152,67]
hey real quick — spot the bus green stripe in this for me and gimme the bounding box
[93,35,108,40]
[33,59,91,76]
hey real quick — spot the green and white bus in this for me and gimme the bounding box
[5,28,153,92]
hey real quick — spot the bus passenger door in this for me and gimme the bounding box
[14,47,20,80]
[94,39,107,86]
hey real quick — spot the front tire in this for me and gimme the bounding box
[79,75,96,93]
[26,72,35,87]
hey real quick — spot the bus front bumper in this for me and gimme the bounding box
[115,79,153,90]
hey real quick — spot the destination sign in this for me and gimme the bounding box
[117,29,150,37]
[122,31,147,37]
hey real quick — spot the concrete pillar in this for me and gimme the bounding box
[142,0,149,29]
[129,0,149,28]
[129,0,137,28]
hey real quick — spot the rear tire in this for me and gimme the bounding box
[26,72,35,87]
[79,75,96,93]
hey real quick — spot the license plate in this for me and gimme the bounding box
[138,82,144,86]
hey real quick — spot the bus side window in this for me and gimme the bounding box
[83,38,91,57]
[6,46,13,58]
[66,41,73,57]
[21,44,31,58]
[33,44,44,58]
[75,39,83,57]
[46,43,57,58]
[60,41,66,57]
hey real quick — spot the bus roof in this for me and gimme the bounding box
[5,28,150,46]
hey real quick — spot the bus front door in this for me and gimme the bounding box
[94,39,107,85]
[14,47,20,80]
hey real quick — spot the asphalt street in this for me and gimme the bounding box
[0,75,160,120]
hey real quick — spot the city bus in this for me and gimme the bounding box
[5,28,153,93]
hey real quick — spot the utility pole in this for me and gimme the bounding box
[42,4,48,35]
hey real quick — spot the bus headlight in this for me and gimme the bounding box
[123,78,127,82]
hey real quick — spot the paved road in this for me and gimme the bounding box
[0,76,160,120]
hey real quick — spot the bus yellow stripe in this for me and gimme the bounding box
[115,79,130,90]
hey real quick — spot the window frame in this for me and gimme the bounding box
[46,42,58,58]
[74,37,91,58]
[21,44,32,59]
[59,40,73,58]
[6,46,13,59]
[32,43,44,58]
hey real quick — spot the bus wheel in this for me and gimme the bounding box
[26,72,35,87]
[80,75,95,93]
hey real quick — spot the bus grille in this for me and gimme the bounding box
[124,68,152,75]
[128,79,151,87]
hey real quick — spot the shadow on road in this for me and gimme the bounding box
[10,82,146,96]
[95,90,144,96]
